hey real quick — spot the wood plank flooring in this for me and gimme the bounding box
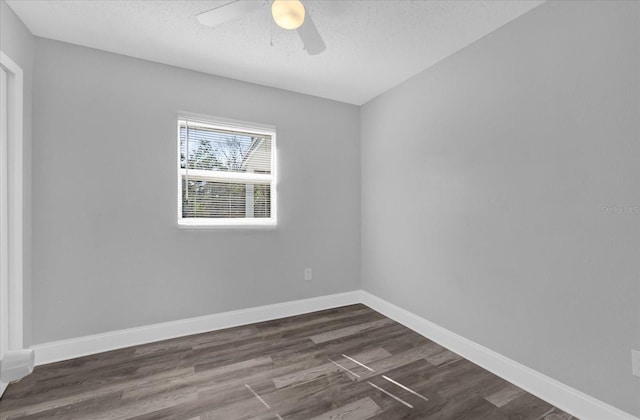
[0,304,577,419]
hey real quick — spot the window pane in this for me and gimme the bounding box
[182,178,271,219]
[179,125,271,174]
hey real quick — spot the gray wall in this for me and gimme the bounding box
[32,38,360,344]
[1,0,33,347]
[361,0,640,416]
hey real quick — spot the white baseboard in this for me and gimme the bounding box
[360,291,639,420]
[30,291,361,366]
[28,289,638,420]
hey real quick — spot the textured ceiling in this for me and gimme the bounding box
[7,0,544,105]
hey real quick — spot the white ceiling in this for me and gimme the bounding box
[7,0,544,105]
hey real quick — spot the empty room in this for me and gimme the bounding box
[0,0,639,419]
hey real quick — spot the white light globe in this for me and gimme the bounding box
[271,0,306,30]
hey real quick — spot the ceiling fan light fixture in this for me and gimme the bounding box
[271,0,305,30]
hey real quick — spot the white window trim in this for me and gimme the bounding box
[176,112,277,229]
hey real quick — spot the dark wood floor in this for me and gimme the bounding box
[0,304,576,419]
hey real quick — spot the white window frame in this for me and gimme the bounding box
[176,113,277,228]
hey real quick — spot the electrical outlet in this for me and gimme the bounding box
[304,268,312,281]
[633,349,640,378]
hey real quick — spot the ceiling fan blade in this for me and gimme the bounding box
[297,12,326,55]
[197,0,263,28]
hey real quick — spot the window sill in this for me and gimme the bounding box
[177,219,277,230]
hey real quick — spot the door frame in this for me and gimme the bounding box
[0,51,24,396]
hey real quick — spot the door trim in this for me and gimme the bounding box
[0,51,25,396]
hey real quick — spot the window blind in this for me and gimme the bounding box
[178,117,275,224]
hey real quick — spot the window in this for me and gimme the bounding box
[177,115,276,227]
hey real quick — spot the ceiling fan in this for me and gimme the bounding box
[197,0,326,55]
